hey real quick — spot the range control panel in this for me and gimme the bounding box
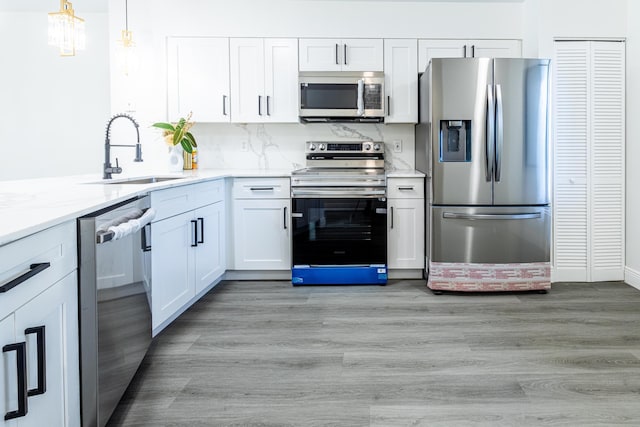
[306,141,384,154]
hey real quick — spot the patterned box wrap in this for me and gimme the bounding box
[427,261,551,292]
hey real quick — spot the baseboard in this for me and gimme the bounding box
[224,270,291,281]
[388,269,425,279]
[625,267,640,290]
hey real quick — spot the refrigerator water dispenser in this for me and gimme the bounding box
[439,120,471,162]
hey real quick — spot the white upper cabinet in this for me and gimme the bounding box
[384,39,418,123]
[230,38,298,123]
[299,38,383,71]
[264,39,300,122]
[167,37,230,122]
[418,39,521,72]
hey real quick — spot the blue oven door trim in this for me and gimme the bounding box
[292,264,387,285]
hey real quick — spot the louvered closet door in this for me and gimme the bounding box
[553,41,625,282]
[589,42,625,281]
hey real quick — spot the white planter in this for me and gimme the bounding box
[167,145,183,172]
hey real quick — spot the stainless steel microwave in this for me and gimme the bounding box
[298,72,385,123]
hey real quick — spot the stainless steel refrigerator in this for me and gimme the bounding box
[416,58,551,267]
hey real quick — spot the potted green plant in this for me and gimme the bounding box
[151,112,197,153]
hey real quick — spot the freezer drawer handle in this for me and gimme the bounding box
[3,342,28,420]
[443,212,541,220]
[0,263,50,294]
[25,326,46,396]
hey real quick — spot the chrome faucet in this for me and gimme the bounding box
[104,113,143,179]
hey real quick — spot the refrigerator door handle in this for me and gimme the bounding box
[495,83,504,182]
[486,84,495,182]
[443,212,542,220]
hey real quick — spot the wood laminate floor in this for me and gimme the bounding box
[107,280,640,426]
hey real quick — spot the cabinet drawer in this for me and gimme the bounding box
[191,179,225,207]
[387,178,425,199]
[232,178,291,199]
[0,221,77,317]
[150,185,193,222]
[152,180,227,222]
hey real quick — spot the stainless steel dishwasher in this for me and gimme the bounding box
[78,196,155,427]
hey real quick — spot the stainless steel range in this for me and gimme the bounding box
[291,141,388,285]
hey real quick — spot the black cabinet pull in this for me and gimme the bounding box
[258,95,262,116]
[390,206,394,229]
[387,95,390,116]
[266,95,271,116]
[471,45,475,57]
[463,45,467,57]
[343,44,347,65]
[222,95,228,116]
[197,217,204,244]
[25,326,46,396]
[191,219,198,247]
[283,207,288,230]
[141,223,152,252]
[335,43,339,64]
[0,263,50,294]
[3,342,28,420]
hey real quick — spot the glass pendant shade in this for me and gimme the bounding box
[48,0,86,56]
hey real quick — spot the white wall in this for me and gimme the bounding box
[106,0,526,176]
[625,0,640,286]
[0,10,110,181]
[535,0,627,58]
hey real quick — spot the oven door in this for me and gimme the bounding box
[292,197,387,266]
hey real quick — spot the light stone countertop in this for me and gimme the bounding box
[386,170,425,178]
[0,168,423,247]
[0,169,292,247]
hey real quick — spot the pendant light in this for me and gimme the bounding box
[117,0,138,76]
[48,0,86,56]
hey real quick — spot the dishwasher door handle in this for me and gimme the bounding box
[97,208,156,244]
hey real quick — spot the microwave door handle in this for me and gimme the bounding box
[357,79,364,116]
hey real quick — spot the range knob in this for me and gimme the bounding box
[373,143,381,151]
[309,143,317,151]
[319,143,326,151]
[364,143,371,151]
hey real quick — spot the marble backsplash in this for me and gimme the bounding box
[186,122,415,172]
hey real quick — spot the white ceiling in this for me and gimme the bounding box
[0,0,525,13]
[0,0,108,13]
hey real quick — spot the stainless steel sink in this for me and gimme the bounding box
[86,176,186,185]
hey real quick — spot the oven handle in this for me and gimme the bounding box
[291,188,386,198]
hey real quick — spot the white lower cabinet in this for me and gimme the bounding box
[387,177,425,270]
[150,180,226,335]
[231,178,291,270]
[1,274,79,427]
[194,201,226,294]
[151,211,195,332]
[1,221,79,427]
